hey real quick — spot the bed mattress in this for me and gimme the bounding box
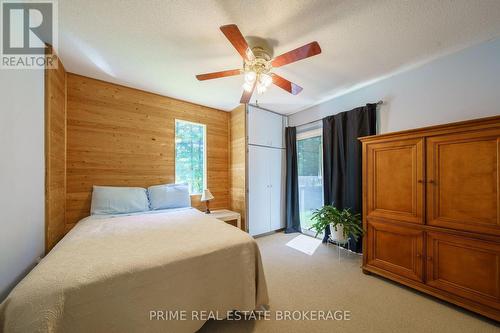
[0,208,268,332]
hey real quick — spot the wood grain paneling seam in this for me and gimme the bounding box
[45,48,67,252]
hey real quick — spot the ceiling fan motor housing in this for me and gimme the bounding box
[244,46,272,75]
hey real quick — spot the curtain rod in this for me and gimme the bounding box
[294,100,383,128]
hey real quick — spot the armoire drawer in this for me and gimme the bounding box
[365,220,424,282]
[426,231,500,310]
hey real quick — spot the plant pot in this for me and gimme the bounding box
[329,223,348,242]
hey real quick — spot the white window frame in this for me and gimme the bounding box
[174,119,207,195]
[297,128,322,140]
[297,127,323,180]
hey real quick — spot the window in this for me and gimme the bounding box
[297,128,323,235]
[175,119,206,194]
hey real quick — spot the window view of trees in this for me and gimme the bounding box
[175,120,206,194]
[297,135,323,232]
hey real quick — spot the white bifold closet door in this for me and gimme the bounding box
[248,145,285,236]
[269,148,285,231]
[248,146,270,236]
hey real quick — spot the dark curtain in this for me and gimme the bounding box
[322,104,377,252]
[285,127,301,233]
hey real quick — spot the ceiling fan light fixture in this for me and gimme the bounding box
[244,71,256,83]
[243,81,254,92]
[260,73,272,87]
[256,82,267,94]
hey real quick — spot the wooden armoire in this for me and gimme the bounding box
[360,116,500,321]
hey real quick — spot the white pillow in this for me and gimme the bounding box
[91,186,150,215]
[147,183,191,210]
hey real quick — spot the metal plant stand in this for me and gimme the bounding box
[327,236,351,260]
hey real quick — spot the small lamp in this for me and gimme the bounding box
[200,189,214,214]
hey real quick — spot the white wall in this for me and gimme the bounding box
[0,70,45,301]
[288,38,500,131]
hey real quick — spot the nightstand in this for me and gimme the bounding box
[209,209,241,229]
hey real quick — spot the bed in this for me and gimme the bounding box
[0,208,269,332]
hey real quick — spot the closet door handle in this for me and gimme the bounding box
[417,180,424,183]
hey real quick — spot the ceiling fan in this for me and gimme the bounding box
[196,24,322,104]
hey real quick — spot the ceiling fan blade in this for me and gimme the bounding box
[271,41,321,68]
[220,24,254,61]
[196,69,242,81]
[240,82,256,104]
[272,74,303,95]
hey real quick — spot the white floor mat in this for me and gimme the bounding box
[286,234,322,255]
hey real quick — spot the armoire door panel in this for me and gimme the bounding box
[366,138,424,224]
[426,231,500,310]
[427,130,500,235]
[366,220,424,281]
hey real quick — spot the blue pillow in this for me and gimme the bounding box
[147,183,191,210]
[91,186,150,215]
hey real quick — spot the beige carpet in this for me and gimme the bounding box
[199,232,499,333]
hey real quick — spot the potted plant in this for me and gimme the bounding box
[309,205,363,242]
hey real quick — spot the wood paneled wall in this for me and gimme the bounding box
[65,74,230,228]
[45,52,67,251]
[229,105,247,230]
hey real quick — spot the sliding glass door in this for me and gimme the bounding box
[297,128,323,236]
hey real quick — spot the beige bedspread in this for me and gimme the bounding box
[0,208,268,332]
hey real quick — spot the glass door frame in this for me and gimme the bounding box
[296,127,324,237]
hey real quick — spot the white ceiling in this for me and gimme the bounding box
[59,0,500,114]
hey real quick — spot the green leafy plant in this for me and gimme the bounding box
[309,205,363,240]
